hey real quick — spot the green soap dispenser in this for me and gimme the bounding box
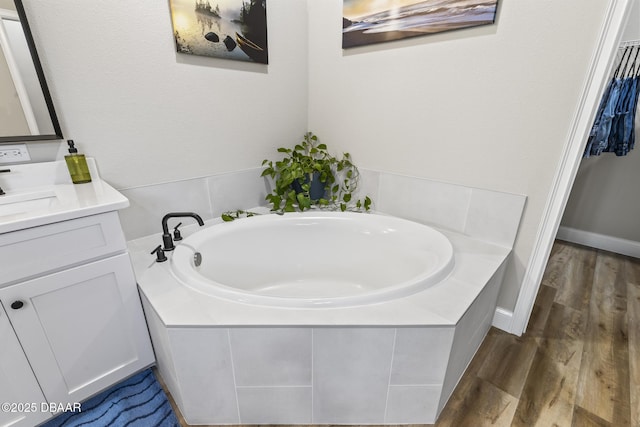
[65,140,92,184]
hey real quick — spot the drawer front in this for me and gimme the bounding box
[0,212,126,287]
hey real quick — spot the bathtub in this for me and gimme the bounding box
[170,211,455,308]
[134,210,511,425]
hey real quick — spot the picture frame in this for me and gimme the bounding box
[342,0,499,49]
[168,0,268,64]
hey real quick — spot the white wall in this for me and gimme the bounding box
[14,0,619,314]
[622,0,640,40]
[21,0,308,188]
[307,0,611,310]
[561,0,640,247]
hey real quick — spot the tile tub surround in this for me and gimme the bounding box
[117,168,526,248]
[117,168,271,240]
[131,218,511,424]
[126,170,525,424]
[141,262,505,425]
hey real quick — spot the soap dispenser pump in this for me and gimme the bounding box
[65,140,92,184]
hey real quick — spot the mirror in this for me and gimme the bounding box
[0,0,62,142]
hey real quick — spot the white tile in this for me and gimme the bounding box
[230,328,312,386]
[436,231,512,295]
[118,178,212,240]
[440,308,493,413]
[377,173,472,232]
[390,327,454,385]
[237,386,312,424]
[313,328,395,424]
[139,295,182,409]
[439,266,504,411]
[353,168,380,211]
[207,168,270,216]
[464,188,526,248]
[385,385,441,424]
[167,328,239,424]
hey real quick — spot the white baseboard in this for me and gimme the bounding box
[556,226,640,259]
[491,307,513,332]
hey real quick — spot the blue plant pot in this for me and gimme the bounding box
[292,172,326,201]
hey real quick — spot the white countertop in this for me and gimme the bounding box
[130,210,511,327]
[0,159,128,234]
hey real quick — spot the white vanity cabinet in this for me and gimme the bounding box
[0,210,154,421]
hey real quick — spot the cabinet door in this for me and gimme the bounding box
[0,305,51,427]
[0,254,154,406]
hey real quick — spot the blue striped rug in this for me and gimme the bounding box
[42,369,179,427]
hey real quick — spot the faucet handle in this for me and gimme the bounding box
[151,245,167,263]
[173,222,183,241]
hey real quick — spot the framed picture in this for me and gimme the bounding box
[343,0,499,49]
[169,0,268,64]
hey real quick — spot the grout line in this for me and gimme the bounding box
[311,328,314,423]
[460,188,473,236]
[383,328,398,423]
[387,383,442,387]
[116,167,264,191]
[226,329,242,423]
[234,385,312,388]
[204,176,214,218]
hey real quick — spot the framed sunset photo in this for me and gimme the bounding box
[342,0,499,48]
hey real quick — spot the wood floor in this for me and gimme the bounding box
[160,240,640,426]
[433,240,637,426]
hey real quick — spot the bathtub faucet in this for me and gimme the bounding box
[161,212,204,251]
[0,168,10,195]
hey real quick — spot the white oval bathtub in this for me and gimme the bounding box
[170,212,454,308]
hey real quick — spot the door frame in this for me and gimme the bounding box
[510,0,634,336]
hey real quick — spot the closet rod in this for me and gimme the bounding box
[620,39,640,48]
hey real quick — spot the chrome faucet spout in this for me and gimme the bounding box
[161,212,204,251]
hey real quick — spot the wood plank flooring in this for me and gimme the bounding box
[159,240,639,426]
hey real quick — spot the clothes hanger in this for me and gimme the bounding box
[624,46,639,78]
[614,46,632,79]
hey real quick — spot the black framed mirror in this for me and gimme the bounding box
[0,0,62,143]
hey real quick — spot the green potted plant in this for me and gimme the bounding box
[261,132,372,212]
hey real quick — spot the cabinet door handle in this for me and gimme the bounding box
[10,300,24,310]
